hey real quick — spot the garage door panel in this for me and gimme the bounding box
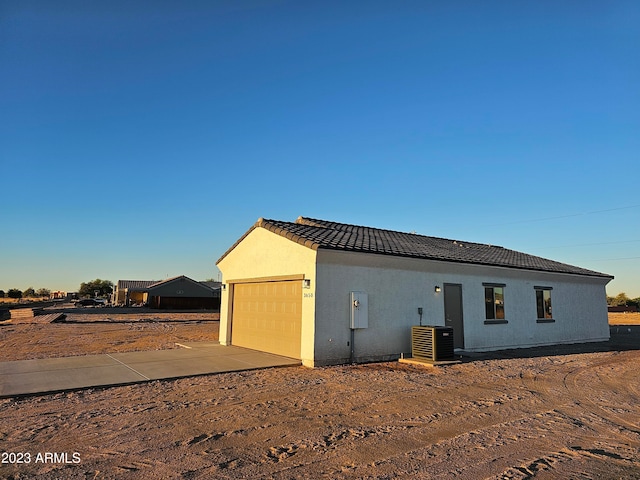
[232,280,302,359]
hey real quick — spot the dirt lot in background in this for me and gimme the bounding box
[0,312,639,479]
[607,311,640,326]
[0,311,219,361]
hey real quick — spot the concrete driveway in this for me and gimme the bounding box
[0,342,301,398]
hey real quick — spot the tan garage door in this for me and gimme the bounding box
[231,280,302,359]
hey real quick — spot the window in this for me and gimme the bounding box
[483,283,506,323]
[535,287,553,322]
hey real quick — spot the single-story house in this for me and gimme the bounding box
[146,276,220,309]
[217,216,613,367]
[113,280,159,306]
[113,276,221,309]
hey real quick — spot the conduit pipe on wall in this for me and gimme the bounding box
[350,328,355,364]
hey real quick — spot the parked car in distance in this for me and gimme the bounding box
[75,298,107,307]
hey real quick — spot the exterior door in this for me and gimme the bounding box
[444,283,464,349]
[231,280,302,359]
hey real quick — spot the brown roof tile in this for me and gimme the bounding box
[116,280,160,290]
[217,216,613,279]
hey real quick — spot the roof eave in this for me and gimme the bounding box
[316,246,614,280]
[215,218,320,266]
[259,218,320,252]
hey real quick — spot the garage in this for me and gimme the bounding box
[231,279,302,359]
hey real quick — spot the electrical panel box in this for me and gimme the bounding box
[350,291,368,329]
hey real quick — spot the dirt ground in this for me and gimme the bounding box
[0,311,220,361]
[0,311,639,479]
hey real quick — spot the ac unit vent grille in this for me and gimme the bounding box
[411,326,455,361]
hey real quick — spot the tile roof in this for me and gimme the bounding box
[116,280,160,290]
[200,281,222,290]
[147,275,217,291]
[146,275,188,289]
[217,216,613,279]
[117,277,218,292]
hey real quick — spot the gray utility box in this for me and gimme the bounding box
[411,325,455,362]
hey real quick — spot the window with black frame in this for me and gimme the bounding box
[535,286,553,322]
[483,283,506,323]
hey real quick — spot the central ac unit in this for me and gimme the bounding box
[411,325,455,362]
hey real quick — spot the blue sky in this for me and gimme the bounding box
[1,1,639,297]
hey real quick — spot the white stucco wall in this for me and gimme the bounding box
[313,250,611,365]
[218,230,611,367]
[217,227,317,365]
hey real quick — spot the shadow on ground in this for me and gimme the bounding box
[462,324,640,362]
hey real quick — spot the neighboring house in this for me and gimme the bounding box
[113,280,159,306]
[217,216,613,367]
[146,276,220,309]
[113,277,221,309]
[49,291,77,301]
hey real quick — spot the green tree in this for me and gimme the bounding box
[612,292,631,306]
[78,279,113,298]
[0,290,5,298]
[23,287,36,298]
[7,289,22,299]
[36,288,51,298]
